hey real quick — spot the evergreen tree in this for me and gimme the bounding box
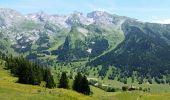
[73,72,82,92]
[131,75,135,83]
[43,68,56,88]
[73,72,90,95]
[58,72,69,89]
[81,75,90,95]
[4,55,56,88]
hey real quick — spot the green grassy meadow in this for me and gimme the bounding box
[1,59,170,100]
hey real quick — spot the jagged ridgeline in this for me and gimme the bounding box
[1,8,170,80]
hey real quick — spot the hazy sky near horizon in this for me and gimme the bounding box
[0,0,170,23]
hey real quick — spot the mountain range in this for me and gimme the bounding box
[1,8,170,79]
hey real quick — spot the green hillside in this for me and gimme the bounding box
[0,60,93,100]
[1,59,170,100]
[89,20,170,83]
[0,8,170,100]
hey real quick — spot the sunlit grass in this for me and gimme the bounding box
[0,61,93,100]
[1,60,170,100]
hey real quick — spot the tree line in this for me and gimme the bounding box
[58,72,90,95]
[3,55,90,95]
[4,55,56,88]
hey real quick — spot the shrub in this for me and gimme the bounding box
[139,87,142,91]
[122,86,128,91]
[106,87,116,92]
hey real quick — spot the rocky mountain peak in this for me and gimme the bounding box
[0,8,24,27]
[0,8,22,17]
[27,11,49,22]
[87,11,111,19]
[65,11,94,26]
[72,11,83,16]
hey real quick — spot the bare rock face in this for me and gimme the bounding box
[0,8,25,27]
[87,11,128,29]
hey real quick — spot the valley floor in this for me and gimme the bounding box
[91,86,170,100]
[0,62,170,100]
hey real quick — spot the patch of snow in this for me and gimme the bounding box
[21,46,26,49]
[16,36,22,40]
[91,42,95,44]
[25,39,29,42]
[87,48,92,54]
[31,15,36,19]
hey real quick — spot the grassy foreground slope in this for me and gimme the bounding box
[91,86,170,100]
[0,60,93,100]
[1,59,170,100]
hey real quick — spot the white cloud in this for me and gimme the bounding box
[156,19,170,24]
[149,16,170,24]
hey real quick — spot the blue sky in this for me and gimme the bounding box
[0,0,170,23]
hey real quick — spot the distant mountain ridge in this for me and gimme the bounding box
[1,8,170,80]
[0,8,129,60]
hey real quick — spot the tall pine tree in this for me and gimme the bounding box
[73,72,82,92]
[43,68,56,88]
[81,75,90,95]
[73,72,90,95]
[58,72,69,89]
